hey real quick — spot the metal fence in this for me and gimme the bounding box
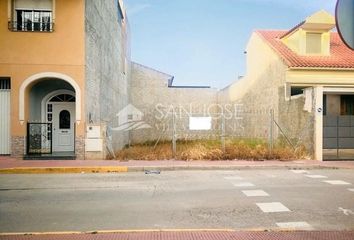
[27,123,52,155]
[126,107,315,159]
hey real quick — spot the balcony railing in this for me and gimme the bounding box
[8,21,54,32]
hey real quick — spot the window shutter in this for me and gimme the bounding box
[15,0,52,10]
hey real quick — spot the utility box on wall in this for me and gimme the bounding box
[87,126,101,139]
[85,125,103,152]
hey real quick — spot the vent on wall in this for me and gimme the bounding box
[0,78,11,90]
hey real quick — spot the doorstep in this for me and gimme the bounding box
[24,151,76,160]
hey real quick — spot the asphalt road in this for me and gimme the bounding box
[0,169,354,233]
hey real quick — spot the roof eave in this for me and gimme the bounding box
[289,67,354,71]
[280,21,305,39]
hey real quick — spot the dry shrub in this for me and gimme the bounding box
[115,141,173,160]
[115,139,309,161]
[179,143,223,160]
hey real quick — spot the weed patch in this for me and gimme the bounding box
[115,139,309,161]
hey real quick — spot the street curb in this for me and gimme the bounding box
[127,165,341,172]
[0,164,343,174]
[0,227,314,236]
[0,166,128,174]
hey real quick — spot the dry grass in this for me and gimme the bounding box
[115,139,309,161]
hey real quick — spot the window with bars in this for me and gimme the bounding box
[0,78,11,90]
[15,10,52,32]
[9,0,54,32]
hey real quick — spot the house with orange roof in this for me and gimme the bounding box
[220,10,354,161]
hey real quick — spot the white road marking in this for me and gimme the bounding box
[224,176,244,180]
[242,190,269,197]
[338,207,354,216]
[222,171,238,174]
[233,182,255,187]
[256,202,291,213]
[348,188,354,192]
[290,170,309,174]
[323,180,351,185]
[305,175,328,179]
[276,222,313,230]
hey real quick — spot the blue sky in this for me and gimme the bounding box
[125,0,336,89]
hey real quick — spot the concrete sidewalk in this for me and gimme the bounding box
[1,230,354,240]
[1,156,354,174]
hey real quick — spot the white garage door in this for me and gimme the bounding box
[0,78,11,155]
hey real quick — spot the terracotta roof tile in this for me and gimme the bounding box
[256,30,354,69]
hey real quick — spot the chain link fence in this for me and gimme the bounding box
[114,104,313,160]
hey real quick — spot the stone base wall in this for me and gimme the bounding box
[11,136,25,159]
[75,135,85,160]
[11,135,85,160]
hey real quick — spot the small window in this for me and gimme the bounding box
[0,77,11,89]
[47,124,52,140]
[306,33,322,54]
[341,95,354,115]
[59,110,71,129]
[47,104,52,112]
[323,95,327,116]
[291,87,304,96]
[50,94,75,102]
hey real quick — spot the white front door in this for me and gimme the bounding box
[52,103,75,152]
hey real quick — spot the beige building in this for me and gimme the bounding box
[220,10,354,160]
[0,0,131,159]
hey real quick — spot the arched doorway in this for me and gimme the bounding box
[19,72,81,124]
[19,72,81,157]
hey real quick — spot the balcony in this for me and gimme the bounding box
[8,21,54,32]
